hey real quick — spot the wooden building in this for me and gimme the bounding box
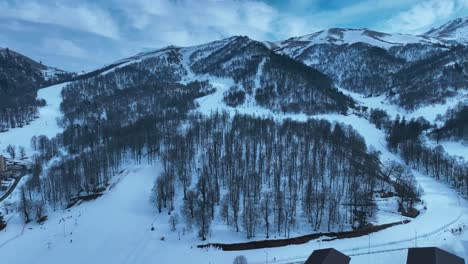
[305,248,351,264]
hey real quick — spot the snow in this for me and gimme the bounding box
[195,77,234,114]
[282,28,444,51]
[337,87,468,124]
[0,61,467,263]
[192,79,468,263]
[337,86,467,160]
[426,17,468,44]
[426,140,467,161]
[0,82,68,154]
[407,90,468,124]
[1,155,467,264]
[41,68,65,81]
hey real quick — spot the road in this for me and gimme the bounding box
[0,167,27,202]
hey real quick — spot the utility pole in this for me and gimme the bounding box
[264,250,268,264]
[368,234,371,254]
[415,231,418,247]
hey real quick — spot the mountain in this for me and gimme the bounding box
[0,48,73,131]
[277,28,444,50]
[425,17,468,44]
[274,25,467,109]
[76,20,467,112]
[68,36,353,119]
[390,45,468,108]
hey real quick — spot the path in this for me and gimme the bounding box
[0,173,26,202]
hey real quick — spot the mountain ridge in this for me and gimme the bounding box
[426,17,468,44]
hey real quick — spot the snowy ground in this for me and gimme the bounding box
[0,79,467,264]
[1,160,466,264]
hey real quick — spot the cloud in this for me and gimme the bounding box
[380,0,468,33]
[42,38,88,58]
[117,0,281,46]
[1,0,467,71]
[0,1,120,39]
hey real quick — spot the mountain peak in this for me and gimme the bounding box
[425,17,468,44]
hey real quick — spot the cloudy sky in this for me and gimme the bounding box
[1,0,467,71]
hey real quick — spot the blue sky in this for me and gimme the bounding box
[0,0,467,71]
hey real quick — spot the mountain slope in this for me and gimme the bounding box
[0,48,73,131]
[390,45,468,109]
[274,25,467,109]
[426,17,468,44]
[77,36,353,116]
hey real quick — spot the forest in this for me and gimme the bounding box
[432,102,468,142]
[368,108,468,196]
[156,113,382,239]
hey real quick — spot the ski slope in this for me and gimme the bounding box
[0,82,69,154]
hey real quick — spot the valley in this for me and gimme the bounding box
[0,14,467,264]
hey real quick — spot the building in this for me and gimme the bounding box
[407,247,465,264]
[305,248,351,264]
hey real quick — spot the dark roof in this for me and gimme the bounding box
[305,248,351,264]
[407,247,465,264]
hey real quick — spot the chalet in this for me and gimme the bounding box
[407,247,465,264]
[305,248,351,264]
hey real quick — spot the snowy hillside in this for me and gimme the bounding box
[426,17,468,44]
[274,26,467,109]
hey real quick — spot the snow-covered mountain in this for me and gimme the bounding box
[426,17,468,44]
[80,35,353,116]
[277,28,444,51]
[273,22,468,109]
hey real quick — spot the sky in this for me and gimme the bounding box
[0,0,467,71]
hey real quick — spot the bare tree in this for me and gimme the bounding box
[19,187,32,223]
[6,144,16,159]
[169,214,179,232]
[19,146,27,159]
